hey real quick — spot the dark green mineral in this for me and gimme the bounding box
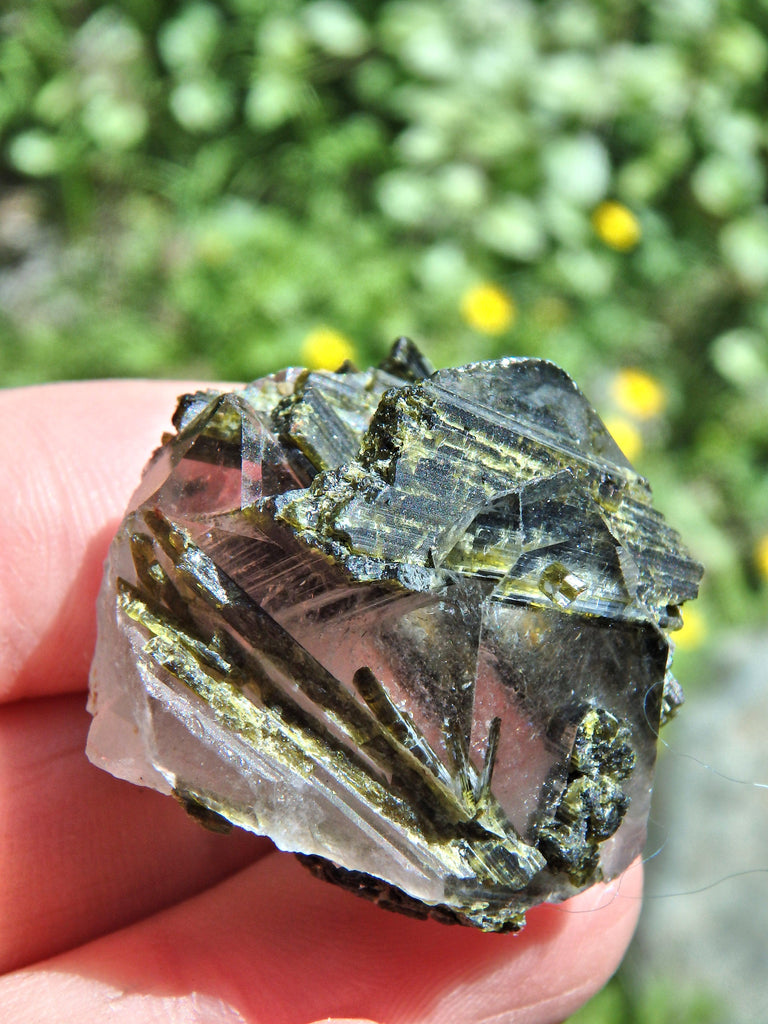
[87,342,702,931]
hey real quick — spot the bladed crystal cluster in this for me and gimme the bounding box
[87,340,702,931]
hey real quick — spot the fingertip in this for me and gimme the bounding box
[0,380,215,702]
[0,854,644,1024]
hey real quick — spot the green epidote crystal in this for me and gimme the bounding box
[87,340,702,931]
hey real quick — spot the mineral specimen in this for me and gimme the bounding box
[87,340,702,931]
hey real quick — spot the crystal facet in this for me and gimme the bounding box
[87,341,702,931]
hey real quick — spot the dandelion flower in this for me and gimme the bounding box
[592,201,641,252]
[300,327,355,370]
[460,283,517,335]
[673,607,705,650]
[603,415,643,463]
[755,534,768,580]
[611,368,667,419]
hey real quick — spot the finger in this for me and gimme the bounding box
[0,380,214,703]
[0,693,269,974]
[0,853,643,1024]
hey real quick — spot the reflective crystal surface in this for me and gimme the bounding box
[87,340,702,931]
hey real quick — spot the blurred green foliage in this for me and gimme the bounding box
[3,0,767,640]
[2,2,765,1019]
[568,973,724,1024]
[3,0,768,630]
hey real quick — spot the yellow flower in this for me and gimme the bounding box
[610,368,667,419]
[755,534,768,580]
[603,415,643,463]
[592,201,641,252]
[460,283,517,335]
[673,607,705,650]
[300,327,355,370]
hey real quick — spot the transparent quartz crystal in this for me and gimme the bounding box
[87,340,702,931]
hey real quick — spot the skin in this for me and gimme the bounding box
[0,381,643,1023]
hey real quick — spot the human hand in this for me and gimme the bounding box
[0,380,642,1023]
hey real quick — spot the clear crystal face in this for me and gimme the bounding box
[87,340,702,931]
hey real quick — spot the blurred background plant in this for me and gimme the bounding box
[1,1,767,1019]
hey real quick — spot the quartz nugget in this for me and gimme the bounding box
[87,340,702,931]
